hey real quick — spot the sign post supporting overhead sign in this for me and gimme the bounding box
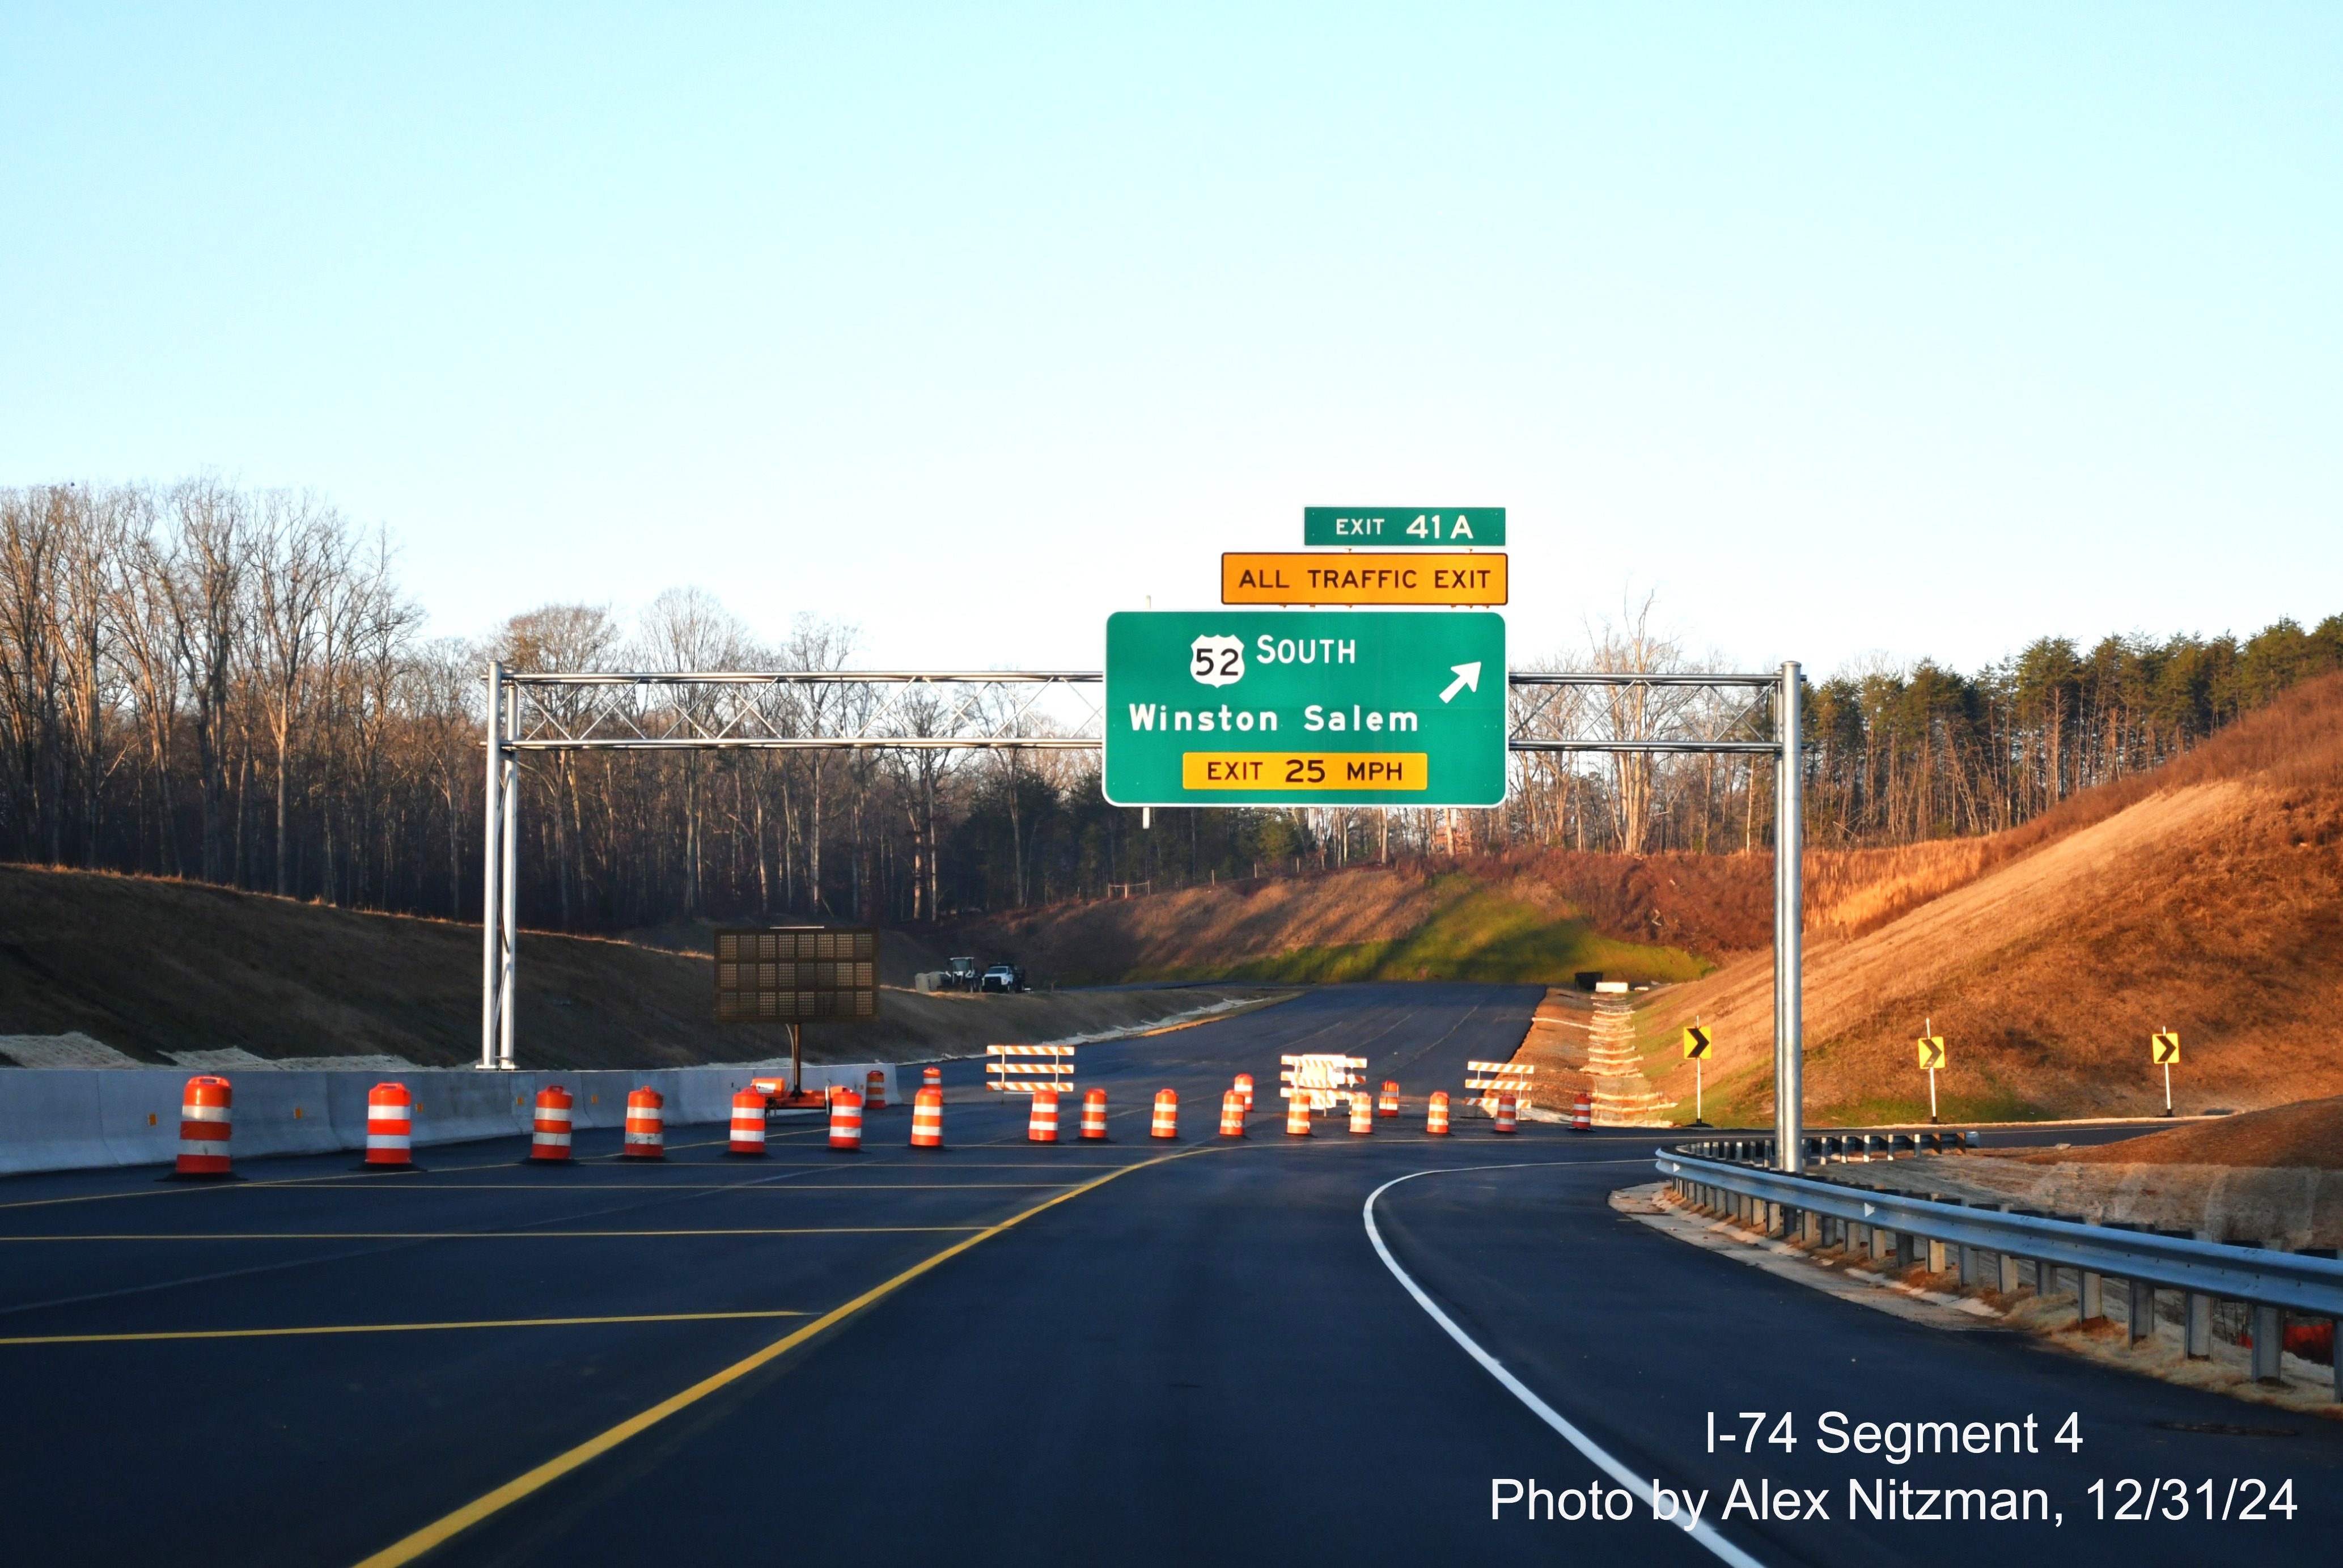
[1302,508,1506,546]
[1102,609,1506,807]
[1221,552,1506,605]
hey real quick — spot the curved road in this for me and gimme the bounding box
[1,983,2333,1566]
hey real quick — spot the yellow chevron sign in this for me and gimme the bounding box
[2151,1031,2181,1065]
[1681,1025,1712,1060]
[1915,1036,1946,1070]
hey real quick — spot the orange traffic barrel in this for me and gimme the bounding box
[865,1069,888,1110]
[1219,1090,1246,1138]
[1080,1088,1109,1141]
[1286,1093,1311,1137]
[829,1090,865,1152]
[1028,1088,1060,1144]
[923,1066,943,1095]
[1377,1080,1400,1118]
[622,1087,664,1159]
[1350,1092,1374,1135]
[910,1085,944,1149]
[728,1088,769,1155]
[1234,1073,1254,1111]
[530,1086,574,1162]
[1571,1090,1592,1133]
[176,1075,232,1176]
[1494,1092,1518,1135]
[365,1082,413,1167]
[1426,1091,1451,1137]
[1151,1090,1178,1140]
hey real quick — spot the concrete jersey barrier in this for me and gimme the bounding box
[0,1061,909,1176]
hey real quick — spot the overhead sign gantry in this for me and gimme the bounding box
[478,499,1815,1176]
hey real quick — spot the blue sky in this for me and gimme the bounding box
[3,5,2337,675]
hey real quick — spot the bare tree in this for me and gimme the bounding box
[249,493,344,894]
[637,586,752,916]
[1584,591,1698,854]
[157,478,248,882]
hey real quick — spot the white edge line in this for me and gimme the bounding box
[1363,1163,1768,1568]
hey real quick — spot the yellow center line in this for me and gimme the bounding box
[0,1308,810,1347]
[351,1143,1216,1568]
[0,1226,990,1241]
[255,1181,1084,1192]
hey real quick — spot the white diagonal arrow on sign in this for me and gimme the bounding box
[1438,662,1482,704]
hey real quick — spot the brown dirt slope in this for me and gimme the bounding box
[1638,673,2343,1124]
[0,865,1276,1071]
[2028,1097,2343,1169]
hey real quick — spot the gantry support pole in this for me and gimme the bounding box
[480,663,506,1070]
[1773,660,1803,1171]
[497,679,520,1070]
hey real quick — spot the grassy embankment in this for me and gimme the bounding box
[1143,880,1709,985]
[949,868,1713,989]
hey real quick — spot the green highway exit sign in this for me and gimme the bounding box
[1303,508,1505,546]
[1102,611,1507,807]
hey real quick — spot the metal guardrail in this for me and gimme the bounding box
[1656,1143,2343,1321]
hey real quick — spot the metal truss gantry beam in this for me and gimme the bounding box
[480,663,1806,1171]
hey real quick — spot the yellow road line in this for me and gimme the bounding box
[351,1144,1210,1568]
[0,1308,810,1347]
[261,1181,1082,1192]
[0,1226,989,1241]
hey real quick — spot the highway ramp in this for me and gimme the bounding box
[1,982,2336,1567]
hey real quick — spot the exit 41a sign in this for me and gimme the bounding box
[1102,610,1507,807]
[1303,507,1505,546]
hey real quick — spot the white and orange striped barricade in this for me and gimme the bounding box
[530,1086,574,1162]
[1028,1088,1061,1143]
[829,1090,864,1152]
[1349,1093,1374,1135]
[1376,1080,1400,1118]
[910,1086,945,1149]
[623,1087,664,1159]
[865,1069,888,1110]
[923,1066,943,1095]
[1285,1093,1311,1137]
[728,1090,769,1155]
[1426,1091,1451,1136]
[1234,1073,1254,1111]
[1080,1088,1109,1141]
[365,1082,414,1168]
[1219,1090,1246,1138]
[1465,1060,1535,1117]
[176,1075,232,1177]
[987,1044,1076,1095]
[1493,1092,1518,1135]
[1278,1054,1366,1112]
[1150,1090,1177,1140]
[1572,1091,1592,1133]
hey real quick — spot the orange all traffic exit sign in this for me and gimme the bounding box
[1221,552,1507,606]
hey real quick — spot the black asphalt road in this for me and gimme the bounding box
[3,982,2336,1568]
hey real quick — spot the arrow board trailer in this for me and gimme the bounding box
[1103,610,1507,807]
